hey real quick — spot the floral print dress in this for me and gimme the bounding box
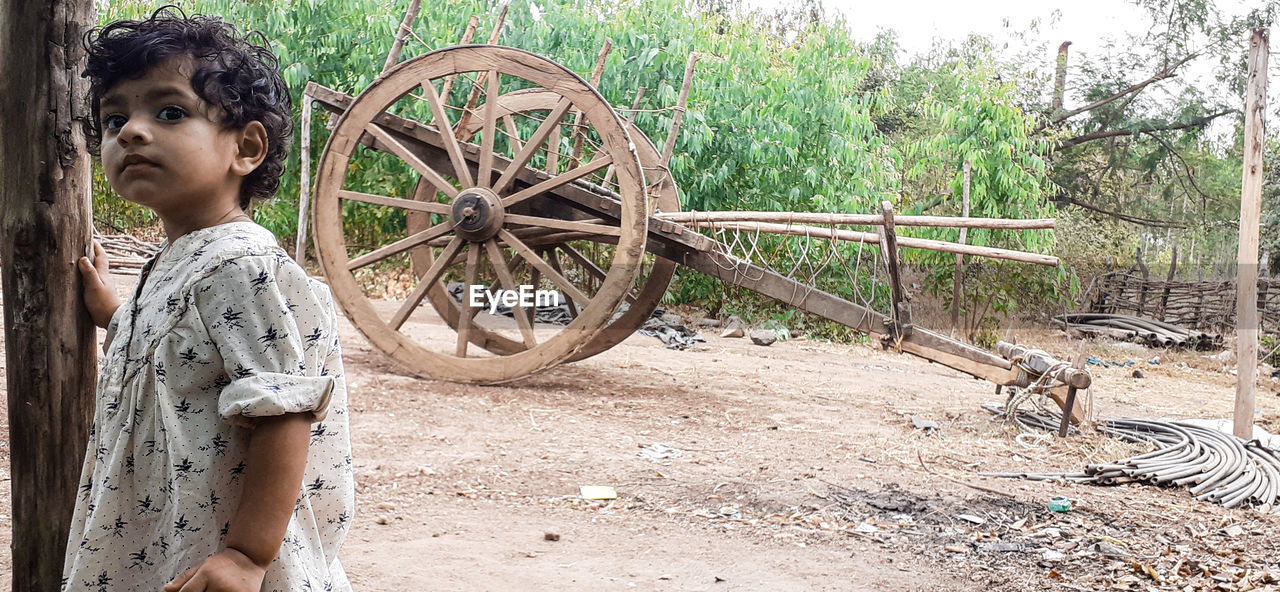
[62,222,354,592]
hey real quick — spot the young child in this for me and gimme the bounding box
[68,7,353,591]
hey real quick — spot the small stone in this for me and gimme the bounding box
[720,321,744,338]
[375,516,389,525]
[1132,369,1144,379]
[749,330,777,346]
[544,532,561,541]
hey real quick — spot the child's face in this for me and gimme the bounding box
[98,57,248,218]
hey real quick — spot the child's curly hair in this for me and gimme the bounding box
[83,5,292,207]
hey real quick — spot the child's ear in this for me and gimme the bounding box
[230,121,269,177]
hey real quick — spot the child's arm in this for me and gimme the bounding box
[77,240,121,329]
[164,412,312,592]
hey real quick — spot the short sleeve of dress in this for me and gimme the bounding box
[191,254,336,425]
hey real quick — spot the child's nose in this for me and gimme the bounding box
[116,118,151,145]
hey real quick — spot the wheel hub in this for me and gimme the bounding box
[451,187,504,242]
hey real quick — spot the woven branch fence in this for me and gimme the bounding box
[1088,272,1280,333]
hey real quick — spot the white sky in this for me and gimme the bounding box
[764,0,1268,58]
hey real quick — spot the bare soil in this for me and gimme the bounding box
[3,273,1280,591]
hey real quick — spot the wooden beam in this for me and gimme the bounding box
[1235,28,1269,440]
[0,0,97,589]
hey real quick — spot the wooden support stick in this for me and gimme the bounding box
[570,38,612,166]
[657,211,1055,230]
[878,201,909,333]
[453,6,509,139]
[381,0,422,75]
[706,221,1059,266]
[602,86,646,188]
[952,159,971,333]
[438,15,480,102]
[1235,28,1268,440]
[296,96,313,265]
[661,52,699,167]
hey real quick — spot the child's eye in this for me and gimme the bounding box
[158,106,187,122]
[102,114,126,132]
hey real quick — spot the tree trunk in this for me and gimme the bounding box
[0,0,97,589]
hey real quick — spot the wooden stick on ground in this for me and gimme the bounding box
[917,451,1016,498]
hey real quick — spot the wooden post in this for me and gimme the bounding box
[380,0,422,75]
[0,0,97,589]
[878,201,910,335]
[1235,28,1268,440]
[951,159,970,334]
[296,96,313,266]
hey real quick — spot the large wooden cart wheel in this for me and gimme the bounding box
[313,45,648,383]
[420,88,680,363]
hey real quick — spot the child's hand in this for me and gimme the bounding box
[163,548,267,592]
[78,241,121,329]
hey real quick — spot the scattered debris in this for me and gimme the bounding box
[543,532,561,541]
[579,485,617,500]
[911,416,939,432]
[637,312,705,350]
[639,443,683,461]
[1048,497,1072,513]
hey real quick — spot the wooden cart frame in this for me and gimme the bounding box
[300,44,1090,426]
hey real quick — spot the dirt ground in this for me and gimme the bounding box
[4,273,1280,591]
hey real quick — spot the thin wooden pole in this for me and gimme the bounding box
[381,0,422,75]
[661,52,699,167]
[657,211,1055,230]
[437,15,480,102]
[707,221,1059,266]
[1235,28,1269,440]
[296,96,313,265]
[952,159,971,333]
[570,38,612,166]
[0,0,97,589]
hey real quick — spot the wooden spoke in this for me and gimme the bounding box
[389,236,464,331]
[545,123,561,175]
[501,154,613,209]
[497,229,591,307]
[364,124,459,199]
[420,79,474,188]
[502,115,522,153]
[558,243,608,282]
[455,244,481,357]
[347,221,454,271]
[483,239,538,348]
[492,97,573,194]
[502,214,622,237]
[545,247,579,319]
[477,70,501,188]
[338,189,451,214]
